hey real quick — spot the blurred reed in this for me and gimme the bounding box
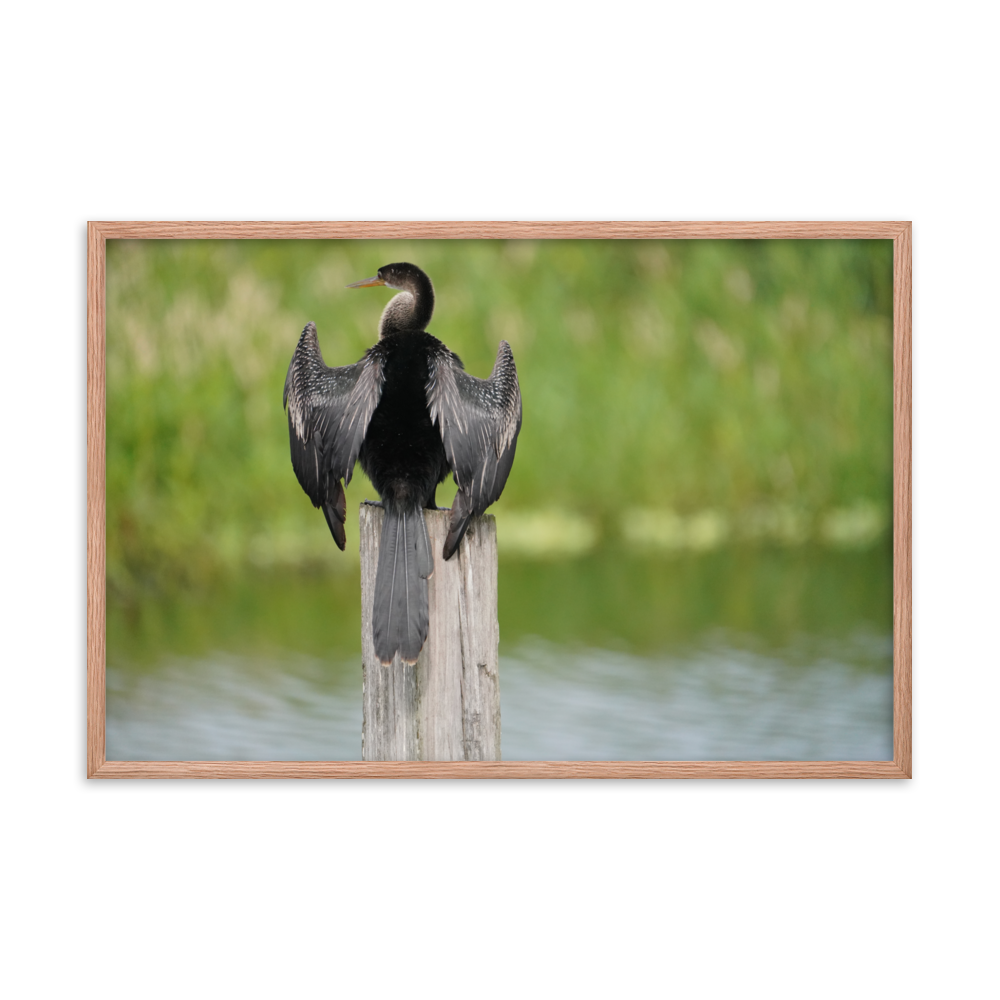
[106,238,893,593]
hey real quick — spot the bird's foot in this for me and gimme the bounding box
[362,499,384,508]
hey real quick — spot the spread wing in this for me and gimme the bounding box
[283,322,384,548]
[427,339,522,559]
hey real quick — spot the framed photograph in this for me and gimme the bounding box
[87,222,912,777]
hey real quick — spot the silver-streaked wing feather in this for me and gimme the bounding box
[284,322,385,509]
[331,349,384,486]
[427,340,521,553]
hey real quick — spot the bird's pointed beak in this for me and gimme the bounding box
[346,275,385,289]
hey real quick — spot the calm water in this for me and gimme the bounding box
[107,546,893,761]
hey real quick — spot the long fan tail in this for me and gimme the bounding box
[373,506,433,664]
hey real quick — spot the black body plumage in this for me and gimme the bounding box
[283,262,522,665]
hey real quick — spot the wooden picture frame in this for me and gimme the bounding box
[87,221,911,778]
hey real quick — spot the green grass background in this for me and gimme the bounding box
[105,238,893,597]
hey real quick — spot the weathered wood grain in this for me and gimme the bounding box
[88,760,911,779]
[360,506,501,762]
[88,221,907,240]
[893,223,913,777]
[87,223,106,778]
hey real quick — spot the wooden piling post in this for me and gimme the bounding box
[360,505,501,761]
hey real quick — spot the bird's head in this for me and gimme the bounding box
[347,262,427,293]
[348,262,434,336]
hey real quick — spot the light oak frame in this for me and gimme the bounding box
[87,221,912,779]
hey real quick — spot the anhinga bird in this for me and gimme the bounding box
[283,262,522,665]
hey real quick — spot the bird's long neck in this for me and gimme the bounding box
[378,271,435,338]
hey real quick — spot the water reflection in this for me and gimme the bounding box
[501,634,891,761]
[106,546,893,762]
[108,653,361,762]
[107,633,891,762]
